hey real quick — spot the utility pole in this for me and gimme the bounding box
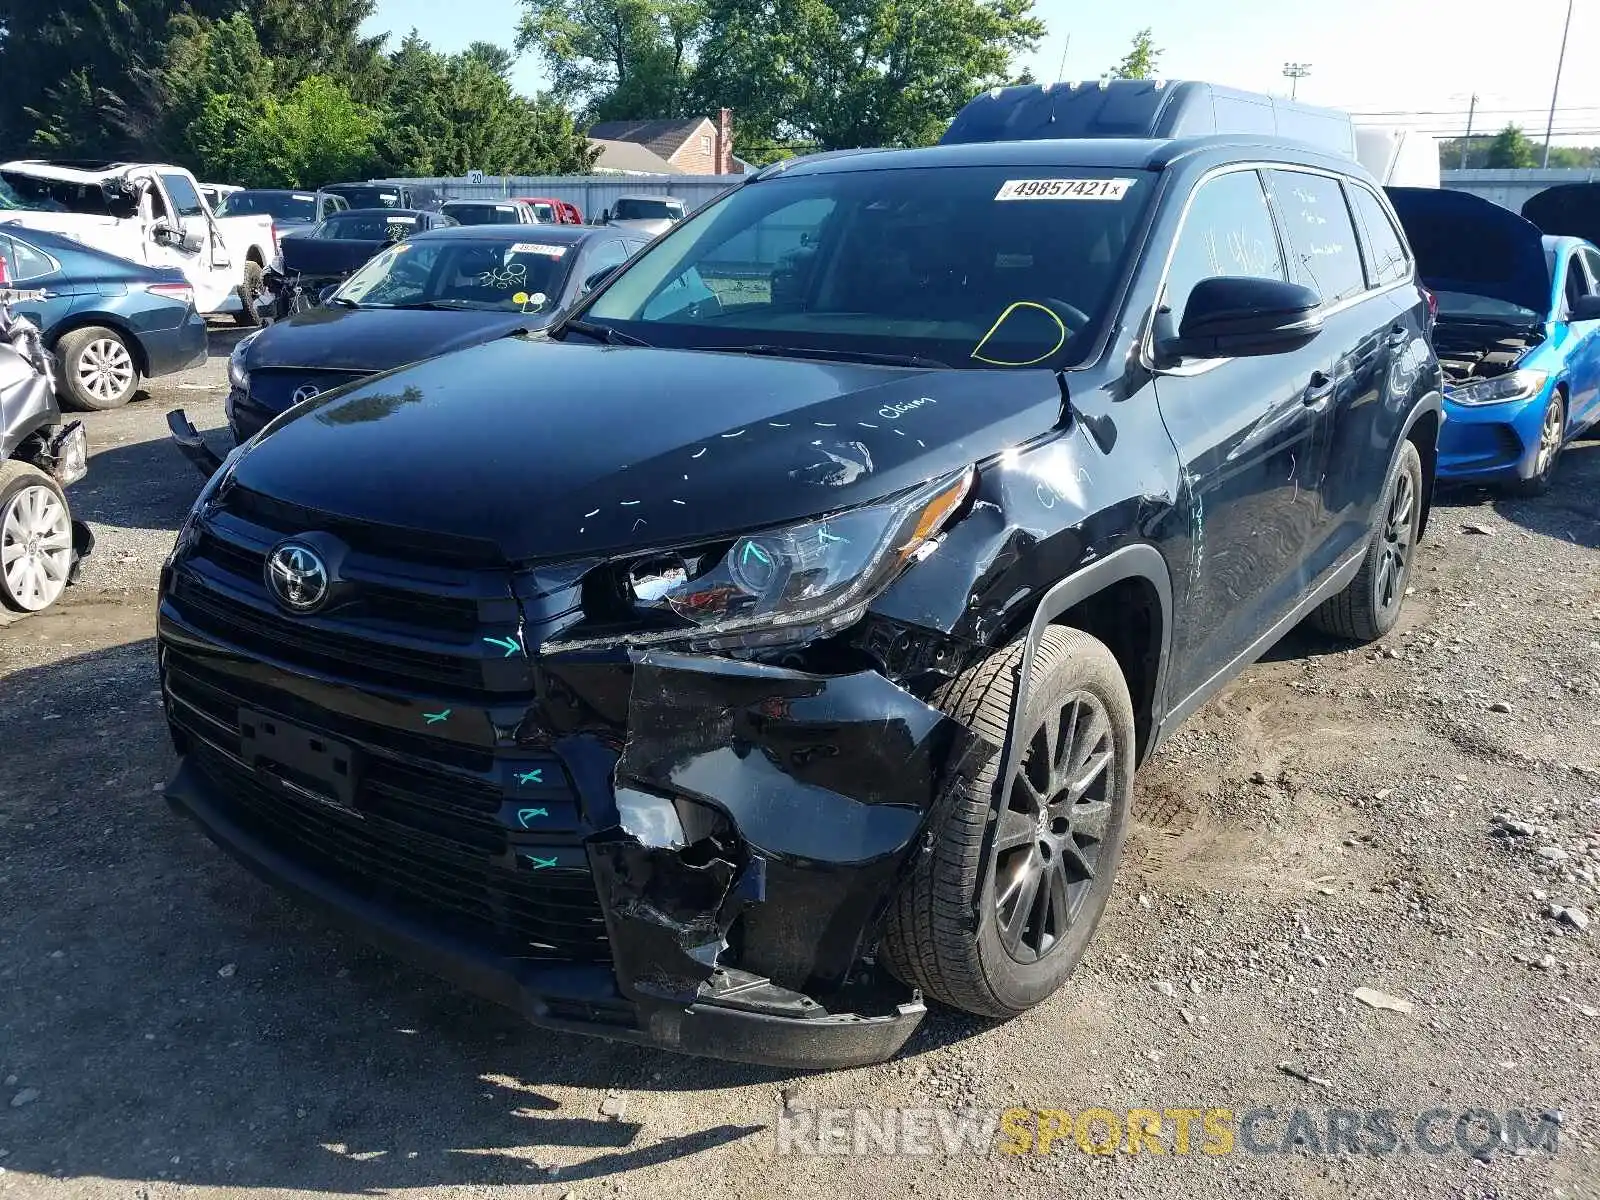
[1283,63,1312,101]
[1542,0,1574,168]
[1461,92,1478,168]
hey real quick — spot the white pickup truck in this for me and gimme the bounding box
[0,160,277,324]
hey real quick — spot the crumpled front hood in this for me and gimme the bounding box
[243,306,547,373]
[1387,186,1550,317]
[229,337,1064,561]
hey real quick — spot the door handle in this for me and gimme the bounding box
[1302,369,1334,409]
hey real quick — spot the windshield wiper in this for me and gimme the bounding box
[325,296,359,308]
[701,344,948,369]
[558,319,651,347]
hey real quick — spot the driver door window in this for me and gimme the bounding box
[159,174,206,220]
[1162,170,1288,323]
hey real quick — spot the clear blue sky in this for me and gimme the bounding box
[365,0,1600,142]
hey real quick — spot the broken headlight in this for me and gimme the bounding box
[619,468,974,645]
[1447,369,1548,407]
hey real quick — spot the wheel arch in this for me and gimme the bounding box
[1003,544,1173,795]
[1397,390,1444,539]
[46,315,149,378]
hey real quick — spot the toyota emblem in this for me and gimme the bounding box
[265,541,329,613]
[291,383,321,405]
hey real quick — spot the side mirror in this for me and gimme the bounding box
[599,208,611,224]
[1158,276,1323,362]
[180,229,206,254]
[581,264,620,295]
[1570,295,1600,322]
[150,219,180,247]
[318,284,340,305]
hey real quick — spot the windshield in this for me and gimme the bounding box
[1432,290,1542,324]
[532,203,556,223]
[314,213,418,241]
[0,179,35,210]
[334,237,573,312]
[0,170,125,216]
[613,198,683,222]
[584,166,1155,368]
[328,186,401,209]
[220,191,319,222]
[446,203,525,226]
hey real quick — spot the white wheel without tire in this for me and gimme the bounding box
[0,463,73,612]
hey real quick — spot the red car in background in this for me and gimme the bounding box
[516,197,583,224]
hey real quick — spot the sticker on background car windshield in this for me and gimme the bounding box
[994,178,1136,202]
[388,216,418,224]
[511,242,566,257]
[293,193,316,200]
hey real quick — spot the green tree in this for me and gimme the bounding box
[254,0,389,93]
[1484,123,1538,169]
[2,0,248,154]
[516,0,704,120]
[245,75,382,186]
[693,0,1045,153]
[1110,28,1160,80]
[374,33,596,177]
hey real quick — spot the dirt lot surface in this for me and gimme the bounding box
[2,330,1598,1200]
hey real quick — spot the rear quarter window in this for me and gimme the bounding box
[1347,185,1411,287]
[1267,169,1367,305]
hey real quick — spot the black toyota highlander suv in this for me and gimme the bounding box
[158,106,1442,1068]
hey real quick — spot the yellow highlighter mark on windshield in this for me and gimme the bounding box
[971,301,1068,367]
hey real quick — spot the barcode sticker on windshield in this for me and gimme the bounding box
[511,242,566,257]
[995,178,1136,202]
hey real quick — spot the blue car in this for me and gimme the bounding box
[0,224,208,410]
[1390,187,1600,495]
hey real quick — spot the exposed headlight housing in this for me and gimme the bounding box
[1447,369,1548,406]
[227,330,260,390]
[568,468,975,650]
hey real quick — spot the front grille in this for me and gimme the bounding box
[245,369,369,418]
[168,492,532,697]
[168,652,609,962]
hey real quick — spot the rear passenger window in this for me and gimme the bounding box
[1163,170,1287,322]
[1267,170,1366,305]
[1348,185,1410,287]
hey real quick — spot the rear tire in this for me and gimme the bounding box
[881,626,1135,1019]
[234,260,265,327]
[1310,439,1422,642]
[54,326,141,411]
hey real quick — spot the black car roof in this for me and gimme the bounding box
[231,188,319,196]
[763,135,1367,179]
[407,224,606,245]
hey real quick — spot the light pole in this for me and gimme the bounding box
[1283,62,1312,101]
[1541,0,1574,168]
[1462,92,1478,168]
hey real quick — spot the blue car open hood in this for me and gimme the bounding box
[1387,187,1550,318]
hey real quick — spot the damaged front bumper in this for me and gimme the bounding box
[159,623,989,1068]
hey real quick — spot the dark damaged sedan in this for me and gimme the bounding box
[158,124,1440,1066]
[172,224,646,456]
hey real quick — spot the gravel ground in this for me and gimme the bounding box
[2,335,1598,1200]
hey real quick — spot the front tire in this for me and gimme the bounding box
[55,326,140,410]
[234,260,266,327]
[0,462,74,612]
[882,626,1136,1019]
[1310,439,1423,642]
[1502,390,1566,498]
